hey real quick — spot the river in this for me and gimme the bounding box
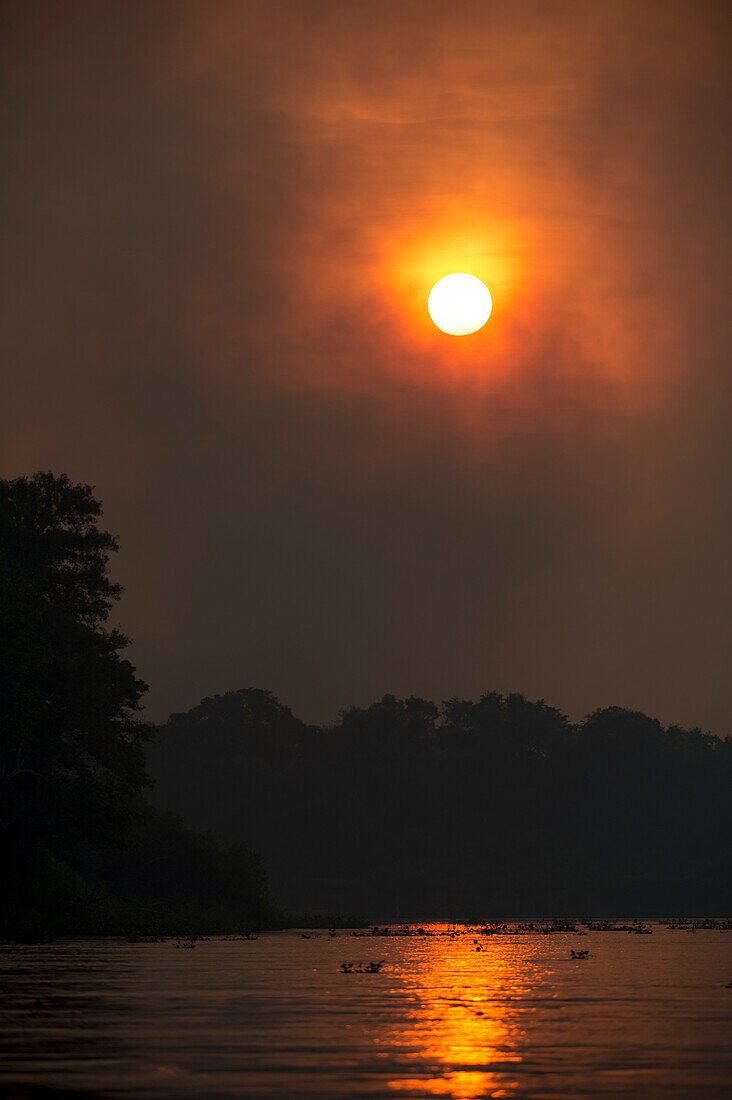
[1,923,730,1098]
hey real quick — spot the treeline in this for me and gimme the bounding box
[3,471,730,936]
[150,689,732,918]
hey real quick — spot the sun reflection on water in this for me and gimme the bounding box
[386,925,527,1099]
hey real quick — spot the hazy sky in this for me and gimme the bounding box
[3,0,731,731]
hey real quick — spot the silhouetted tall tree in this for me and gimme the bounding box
[0,472,150,875]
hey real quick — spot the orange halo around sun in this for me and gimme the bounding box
[428,273,493,335]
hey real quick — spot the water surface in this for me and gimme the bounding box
[1,924,730,1098]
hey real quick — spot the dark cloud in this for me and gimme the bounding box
[2,0,730,733]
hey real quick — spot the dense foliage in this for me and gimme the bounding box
[8,806,277,940]
[151,689,732,918]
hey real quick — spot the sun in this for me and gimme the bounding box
[427,273,492,336]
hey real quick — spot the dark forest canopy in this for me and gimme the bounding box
[150,688,732,919]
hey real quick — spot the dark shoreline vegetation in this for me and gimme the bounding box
[2,473,730,942]
[150,688,731,921]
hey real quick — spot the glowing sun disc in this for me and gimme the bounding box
[428,273,492,335]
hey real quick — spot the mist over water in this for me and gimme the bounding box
[2,925,730,1099]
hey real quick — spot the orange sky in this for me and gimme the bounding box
[181,1,706,400]
[2,0,731,731]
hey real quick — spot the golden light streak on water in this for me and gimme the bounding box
[386,925,527,1098]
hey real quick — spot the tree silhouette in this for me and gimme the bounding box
[0,472,150,876]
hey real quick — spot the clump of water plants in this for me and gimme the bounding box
[339,960,385,973]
